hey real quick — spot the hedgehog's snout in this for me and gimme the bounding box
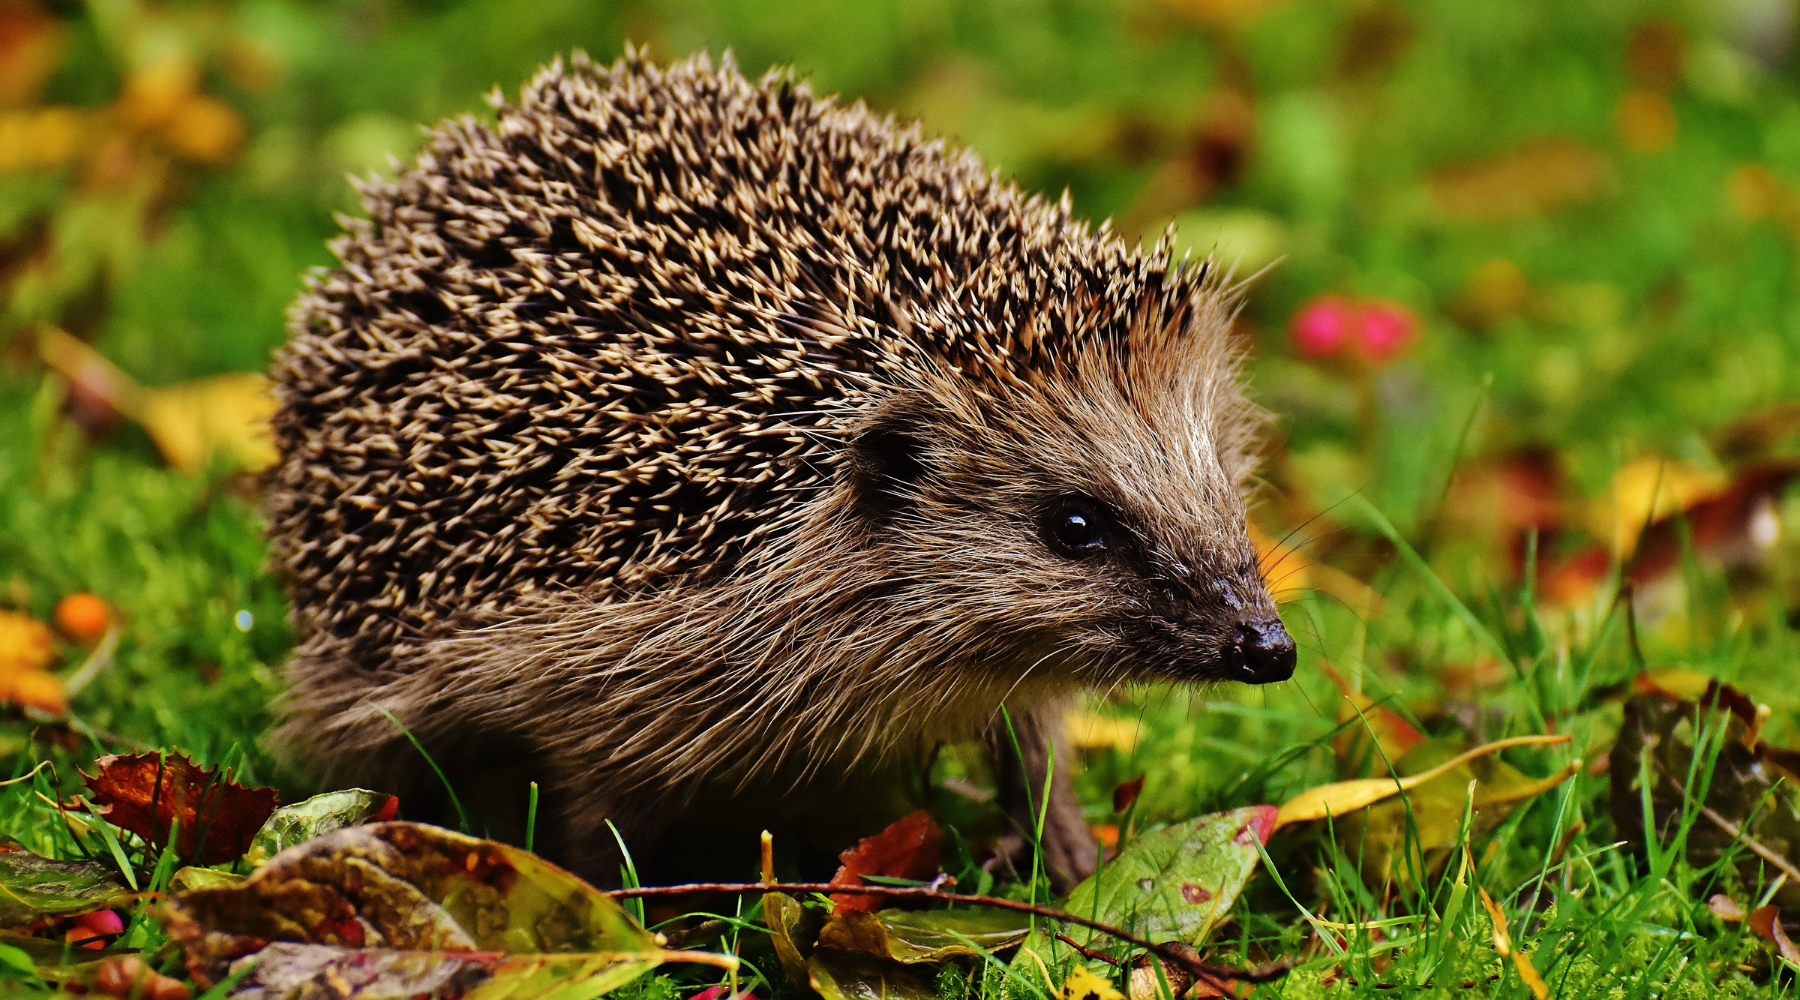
[1228,616,1296,685]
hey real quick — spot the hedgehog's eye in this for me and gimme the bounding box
[1043,501,1106,558]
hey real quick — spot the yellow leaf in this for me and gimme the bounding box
[0,608,54,675]
[1273,734,1572,829]
[1065,710,1141,753]
[1059,964,1125,1000]
[1592,456,1726,557]
[138,374,279,474]
[38,326,277,474]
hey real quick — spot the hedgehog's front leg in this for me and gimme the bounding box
[985,701,1097,893]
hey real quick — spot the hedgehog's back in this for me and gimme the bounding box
[268,48,1176,660]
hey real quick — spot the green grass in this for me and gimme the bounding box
[5,0,1800,996]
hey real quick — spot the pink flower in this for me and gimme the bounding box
[1290,295,1356,358]
[1289,294,1420,364]
[1356,299,1418,361]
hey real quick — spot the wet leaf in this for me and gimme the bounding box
[807,949,937,1000]
[1059,806,1275,948]
[1275,734,1572,829]
[82,751,279,865]
[0,838,134,927]
[158,822,730,994]
[819,908,1031,963]
[245,788,399,866]
[828,811,940,914]
[167,868,244,893]
[762,891,820,985]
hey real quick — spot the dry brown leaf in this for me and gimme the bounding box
[82,752,280,865]
[1427,138,1610,220]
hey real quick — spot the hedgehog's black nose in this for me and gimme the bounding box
[1232,617,1296,684]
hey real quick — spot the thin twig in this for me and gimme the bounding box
[1054,932,1120,967]
[608,881,1293,986]
[1696,802,1800,888]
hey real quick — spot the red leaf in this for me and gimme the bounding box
[1112,776,1145,814]
[82,752,279,865]
[827,810,940,914]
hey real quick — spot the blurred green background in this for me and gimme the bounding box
[3,0,1800,801]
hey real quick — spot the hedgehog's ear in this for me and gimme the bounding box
[847,404,934,519]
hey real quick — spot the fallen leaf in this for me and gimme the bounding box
[0,3,63,106]
[1329,737,1582,886]
[94,956,190,1000]
[807,949,937,1000]
[0,838,134,927]
[1113,776,1145,814]
[1625,460,1799,587]
[0,610,53,675]
[1059,964,1124,1000]
[1275,734,1573,828]
[818,907,1030,964]
[0,668,65,715]
[38,326,277,474]
[160,822,731,994]
[828,811,940,914]
[161,94,245,165]
[1057,806,1275,949]
[1067,711,1142,754]
[1710,895,1746,922]
[1592,456,1728,558]
[245,788,400,866]
[1318,661,1426,771]
[1427,138,1610,220]
[1610,686,1800,913]
[763,890,821,985]
[82,752,280,865]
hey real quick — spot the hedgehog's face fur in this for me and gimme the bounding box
[839,320,1295,693]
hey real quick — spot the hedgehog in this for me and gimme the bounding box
[266,47,1296,890]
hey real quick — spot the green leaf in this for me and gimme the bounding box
[819,908,1031,963]
[0,941,41,986]
[245,788,398,866]
[763,891,821,985]
[0,837,134,927]
[1059,806,1276,948]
